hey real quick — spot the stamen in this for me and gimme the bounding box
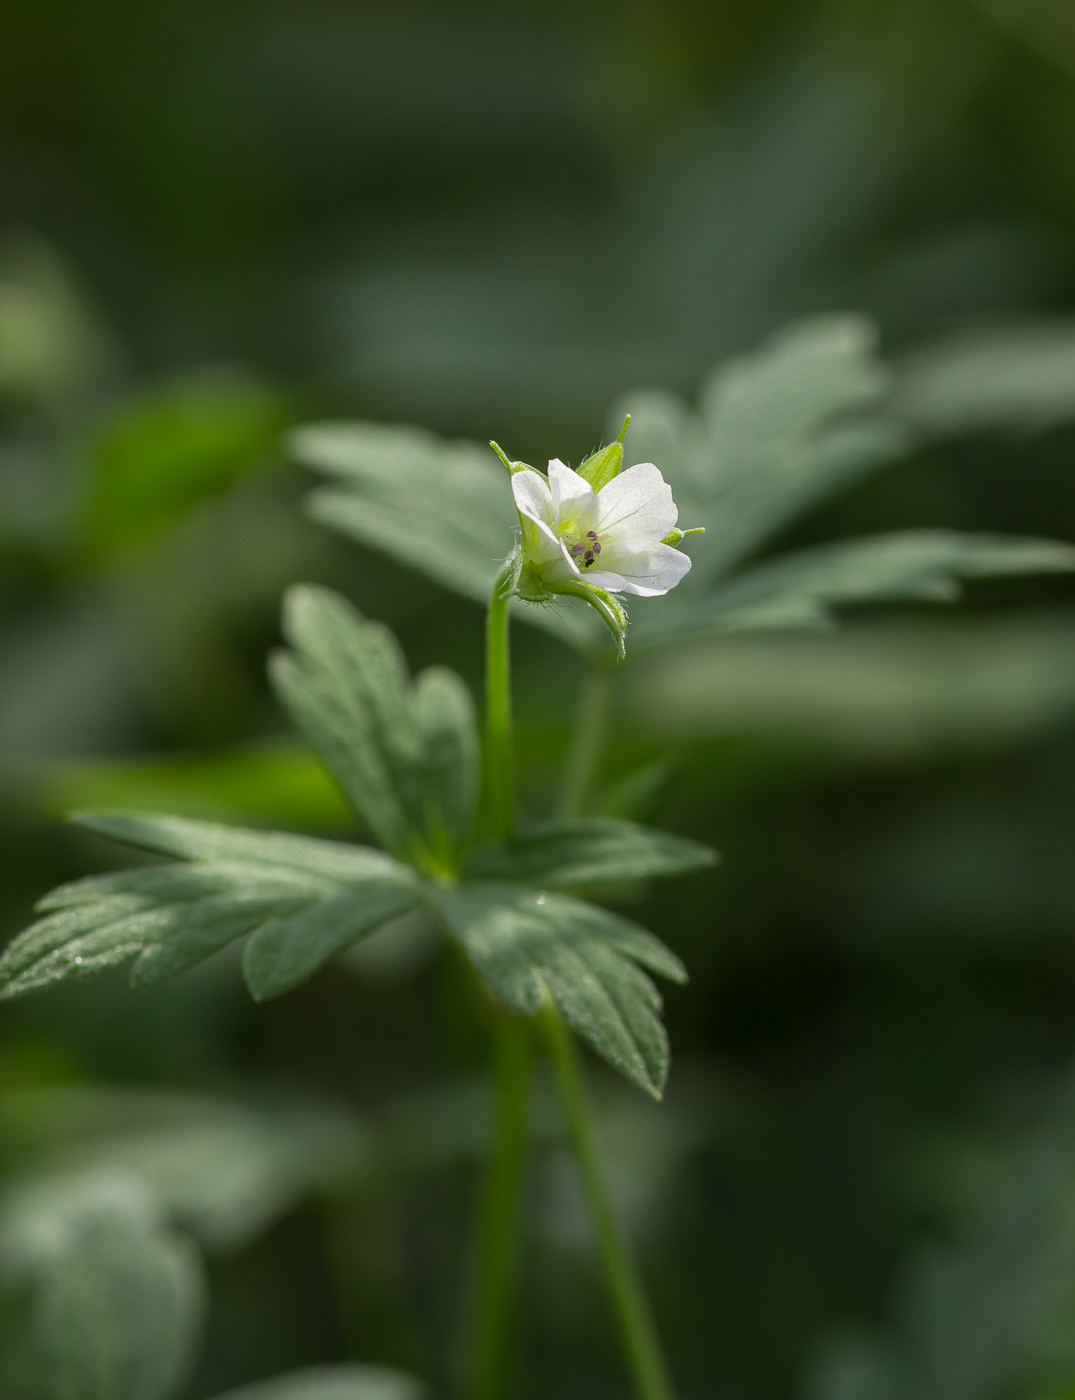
[587,531,598,540]
[570,543,585,557]
[592,542,601,554]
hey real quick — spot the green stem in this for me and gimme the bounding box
[459,564,531,1400]
[462,1014,534,1400]
[557,664,613,819]
[539,1003,676,1400]
[485,572,514,841]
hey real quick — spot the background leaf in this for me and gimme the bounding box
[0,1173,206,1400]
[88,371,291,556]
[624,610,1075,760]
[614,315,910,592]
[293,424,605,651]
[674,531,1075,636]
[892,323,1075,437]
[0,1085,368,1255]
[208,1364,427,1400]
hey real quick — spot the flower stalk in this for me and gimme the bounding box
[469,524,679,1400]
[484,561,516,841]
[462,565,530,1400]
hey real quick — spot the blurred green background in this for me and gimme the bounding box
[8,2,1075,1398]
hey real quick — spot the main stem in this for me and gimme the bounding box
[461,568,529,1400]
[557,664,613,819]
[540,1003,677,1400]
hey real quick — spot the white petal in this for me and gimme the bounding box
[512,469,556,528]
[548,459,593,522]
[592,463,678,544]
[585,542,692,596]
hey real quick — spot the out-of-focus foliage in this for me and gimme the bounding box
[7,0,1075,1397]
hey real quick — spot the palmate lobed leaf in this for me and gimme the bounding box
[0,586,710,1096]
[437,884,687,1099]
[463,817,717,888]
[0,812,424,1003]
[667,530,1075,638]
[615,314,910,592]
[270,585,481,872]
[291,421,516,604]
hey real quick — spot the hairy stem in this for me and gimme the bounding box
[557,664,613,819]
[539,1003,676,1400]
[462,1014,534,1400]
[485,572,514,841]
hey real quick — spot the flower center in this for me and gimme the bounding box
[562,528,603,569]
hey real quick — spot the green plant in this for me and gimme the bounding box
[3,313,1075,1400]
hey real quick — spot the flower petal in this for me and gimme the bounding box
[592,463,678,543]
[512,469,555,528]
[548,459,594,522]
[586,541,692,597]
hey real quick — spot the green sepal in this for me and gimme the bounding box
[577,413,630,492]
[490,440,539,477]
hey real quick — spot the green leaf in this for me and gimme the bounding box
[676,530,1075,636]
[0,811,423,1002]
[271,585,478,871]
[613,315,910,595]
[892,322,1075,437]
[414,666,479,853]
[292,422,598,651]
[33,740,353,829]
[437,884,686,1098]
[207,1364,427,1400]
[624,610,1075,762]
[292,421,515,602]
[0,234,118,405]
[242,885,423,1001]
[0,1085,368,1254]
[88,370,290,555]
[4,1175,206,1400]
[463,818,717,888]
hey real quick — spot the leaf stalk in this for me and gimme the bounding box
[539,1000,677,1400]
[460,1012,534,1400]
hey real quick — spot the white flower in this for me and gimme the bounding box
[511,458,692,598]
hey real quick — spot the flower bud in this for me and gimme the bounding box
[577,414,630,493]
